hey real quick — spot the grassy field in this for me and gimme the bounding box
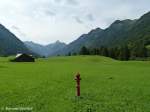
[0,56,150,112]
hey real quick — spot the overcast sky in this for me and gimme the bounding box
[0,0,150,45]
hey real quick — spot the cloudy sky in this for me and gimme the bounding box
[0,0,150,45]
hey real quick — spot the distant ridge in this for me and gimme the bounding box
[24,41,66,57]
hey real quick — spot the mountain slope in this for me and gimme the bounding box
[0,24,32,56]
[24,41,46,56]
[124,12,150,45]
[53,11,150,55]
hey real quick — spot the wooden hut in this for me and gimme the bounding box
[11,53,35,62]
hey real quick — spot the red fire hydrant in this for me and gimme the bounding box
[75,73,81,96]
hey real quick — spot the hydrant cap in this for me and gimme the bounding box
[76,73,80,77]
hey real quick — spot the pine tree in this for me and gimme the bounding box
[68,52,71,56]
[131,44,148,58]
[118,46,130,61]
[137,45,147,57]
[79,46,89,55]
[108,48,115,58]
[72,52,77,56]
[124,46,130,60]
[101,47,109,57]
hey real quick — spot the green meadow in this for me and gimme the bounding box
[0,56,150,112]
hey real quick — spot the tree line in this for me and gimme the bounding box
[68,44,149,61]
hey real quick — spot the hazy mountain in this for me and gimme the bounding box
[0,24,32,56]
[24,41,46,56]
[53,11,150,55]
[24,40,66,57]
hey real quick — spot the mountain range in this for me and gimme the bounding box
[24,41,66,57]
[0,11,150,57]
[52,11,150,56]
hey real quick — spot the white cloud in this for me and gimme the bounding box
[0,0,150,45]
